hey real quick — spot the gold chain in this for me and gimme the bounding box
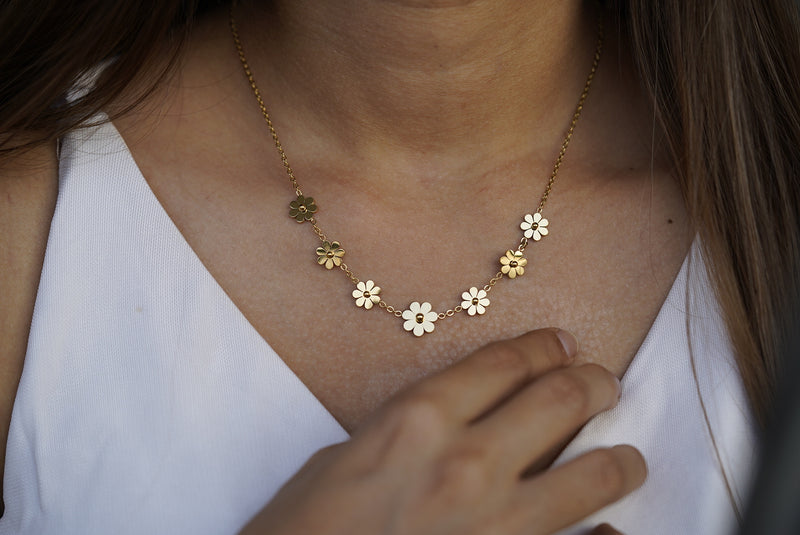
[230,8,603,336]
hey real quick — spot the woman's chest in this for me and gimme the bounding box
[136,149,691,432]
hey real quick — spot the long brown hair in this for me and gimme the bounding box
[623,0,800,423]
[2,0,799,424]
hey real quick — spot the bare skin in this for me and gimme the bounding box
[0,143,58,512]
[0,0,689,531]
[115,0,690,430]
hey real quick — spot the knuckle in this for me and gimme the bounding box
[480,341,532,376]
[426,447,491,505]
[586,449,629,500]
[386,393,447,442]
[541,372,591,414]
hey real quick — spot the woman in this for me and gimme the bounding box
[1,0,798,533]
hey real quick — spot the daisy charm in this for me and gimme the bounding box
[461,287,490,316]
[500,250,527,279]
[402,302,438,337]
[352,280,381,309]
[520,212,549,241]
[316,241,345,269]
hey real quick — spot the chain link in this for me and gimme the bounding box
[536,24,603,214]
[338,263,360,285]
[230,15,304,196]
[379,301,404,318]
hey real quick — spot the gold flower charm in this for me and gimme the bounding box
[316,241,345,269]
[352,280,381,309]
[289,195,317,222]
[520,212,549,241]
[500,250,527,279]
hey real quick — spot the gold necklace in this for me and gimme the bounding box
[230,11,603,337]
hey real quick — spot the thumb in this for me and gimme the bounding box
[590,523,624,535]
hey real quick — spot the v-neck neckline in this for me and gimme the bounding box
[98,116,693,440]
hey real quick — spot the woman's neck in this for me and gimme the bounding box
[239,0,599,170]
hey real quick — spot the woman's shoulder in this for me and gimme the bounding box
[0,141,58,507]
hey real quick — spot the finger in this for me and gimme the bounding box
[469,364,620,474]
[590,523,625,535]
[398,328,577,425]
[513,445,647,535]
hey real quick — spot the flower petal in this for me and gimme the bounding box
[420,302,432,314]
[424,311,439,323]
[364,299,374,310]
[352,289,362,299]
[413,324,425,337]
[533,212,542,223]
[404,319,416,332]
[516,266,525,276]
[356,296,366,307]
[476,304,486,314]
[467,306,477,316]
[423,321,435,333]
[539,226,548,235]
[523,228,534,239]
[402,309,414,320]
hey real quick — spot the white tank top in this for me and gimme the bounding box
[1,120,756,534]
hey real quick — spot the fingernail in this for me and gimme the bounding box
[555,329,579,359]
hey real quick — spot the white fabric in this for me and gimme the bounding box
[1,120,756,534]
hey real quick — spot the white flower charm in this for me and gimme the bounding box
[402,301,438,337]
[352,280,381,310]
[520,212,549,241]
[461,287,490,316]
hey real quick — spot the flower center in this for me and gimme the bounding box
[472,297,479,305]
[326,251,334,257]
[363,291,371,298]
[510,260,518,268]
[298,205,307,213]
[531,223,538,230]
[415,313,425,323]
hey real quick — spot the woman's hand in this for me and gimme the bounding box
[241,328,646,535]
